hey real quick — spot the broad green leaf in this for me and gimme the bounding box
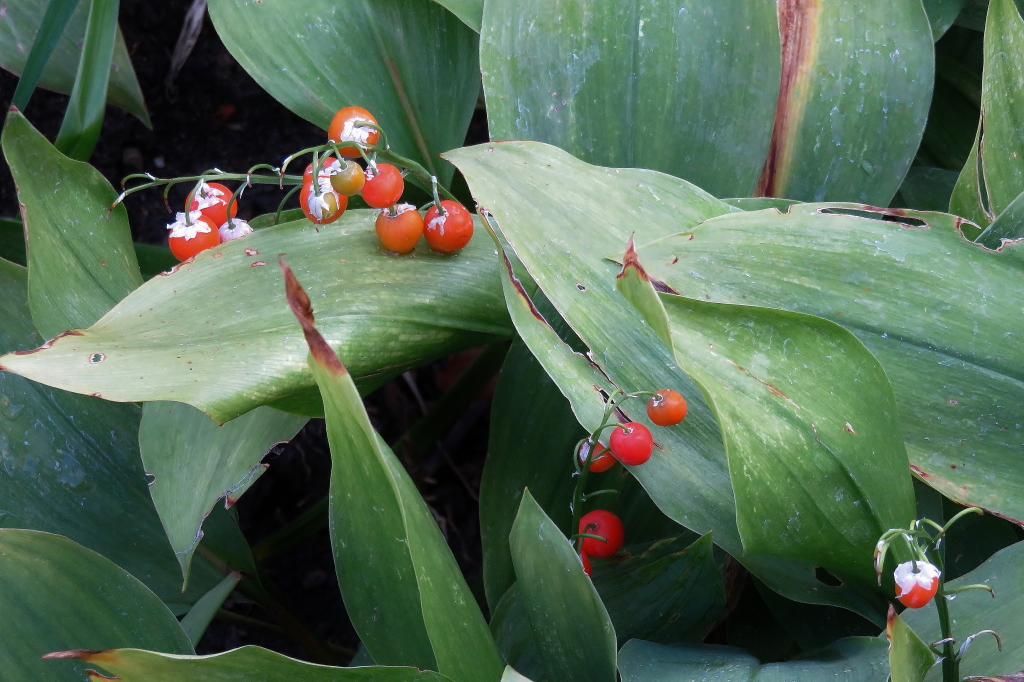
[11,0,82,111]
[480,0,779,198]
[139,401,306,583]
[55,646,455,681]
[892,167,961,213]
[284,261,502,681]
[180,571,242,647]
[448,141,889,620]
[509,490,616,682]
[500,668,534,682]
[0,0,150,124]
[616,247,913,588]
[627,204,1024,525]
[2,110,142,339]
[133,242,179,280]
[903,541,1024,677]
[489,583,543,679]
[480,337,581,611]
[54,0,119,160]
[0,211,513,424]
[0,529,192,681]
[207,0,478,185]
[0,258,231,614]
[0,216,26,265]
[924,0,969,38]
[951,0,1024,225]
[431,0,482,31]
[593,534,724,645]
[617,637,889,682]
[977,187,1024,248]
[756,581,880,652]
[755,0,933,205]
[920,78,980,173]
[887,608,937,682]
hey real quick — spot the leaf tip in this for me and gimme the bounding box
[279,257,346,375]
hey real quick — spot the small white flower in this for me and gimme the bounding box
[193,181,227,210]
[167,212,210,240]
[894,560,940,596]
[219,219,253,242]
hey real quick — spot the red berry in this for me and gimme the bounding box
[187,181,237,228]
[578,441,615,473]
[168,215,221,261]
[328,106,380,158]
[360,163,404,208]
[580,552,592,576]
[609,422,653,465]
[423,200,474,253]
[647,389,688,426]
[375,204,424,253]
[299,178,347,225]
[578,510,624,559]
[894,560,940,608]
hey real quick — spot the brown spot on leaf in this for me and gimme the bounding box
[43,649,112,660]
[756,0,822,197]
[280,258,346,375]
[843,422,856,434]
[909,463,930,479]
[244,248,258,256]
[85,671,120,680]
[251,261,267,267]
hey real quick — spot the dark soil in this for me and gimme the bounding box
[0,0,492,664]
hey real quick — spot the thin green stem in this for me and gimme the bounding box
[570,390,628,552]
[934,581,958,682]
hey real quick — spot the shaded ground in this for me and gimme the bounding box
[0,0,491,663]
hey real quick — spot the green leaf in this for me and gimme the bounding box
[592,534,724,646]
[53,646,456,681]
[11,0,82,111]
[0,211,513,424]
[0,0,150,125]
[447,141,889,620]
[616,246,913,588]
[500,668,534,682]
[430,0,482,31]
[283,260,502,681]
[53,0,122,160]
[756,0,933,205]
[617,637,889,682]
[0,216,26,266]
[2,109,142,339]
[509,490,616,682]
[976,187,1024,248]
[951,0,1024,226]
[480,0,780,198]
[206,0,478,185]
[0,529,192,680]
[626,203,1024,525]
[891,167,961,213]
[480,337,583,611]
[887,607,937,682]
[902,541,1024,677]
[923,0,969,39]
[133,242,179,280]
[139,401,306,583]
[180,571,242,647]
[0,258,232,614]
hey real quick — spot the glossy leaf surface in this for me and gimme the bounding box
[0,258,227,614]
[0,529,192,681]
[2,110,142,339]
[288,262,502,681]
[449,141,890,619]
[629,204,1024,524]
[0,0,149,124]
[903,541,1024,676]
[509,490,616,682]
[951,0,1024,226]
[139,401,306,582]
[207,0,478,185]
[57,646,455,681]
[180,571,242,646]
[617,637,888,682]
[0,212,513,424]
[887,607,937,682]
[756,0,933,205]
[480,0,779,198]
[10,0,82,111]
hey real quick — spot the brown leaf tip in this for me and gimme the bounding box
[278,257,346,376]
[617,234,647,280]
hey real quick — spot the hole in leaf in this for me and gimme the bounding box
[88,353,105,364]
[814,567,843,586]
[818,207,928,228]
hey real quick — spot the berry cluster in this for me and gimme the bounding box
[573,389,688,575]
[151,105,474,261]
